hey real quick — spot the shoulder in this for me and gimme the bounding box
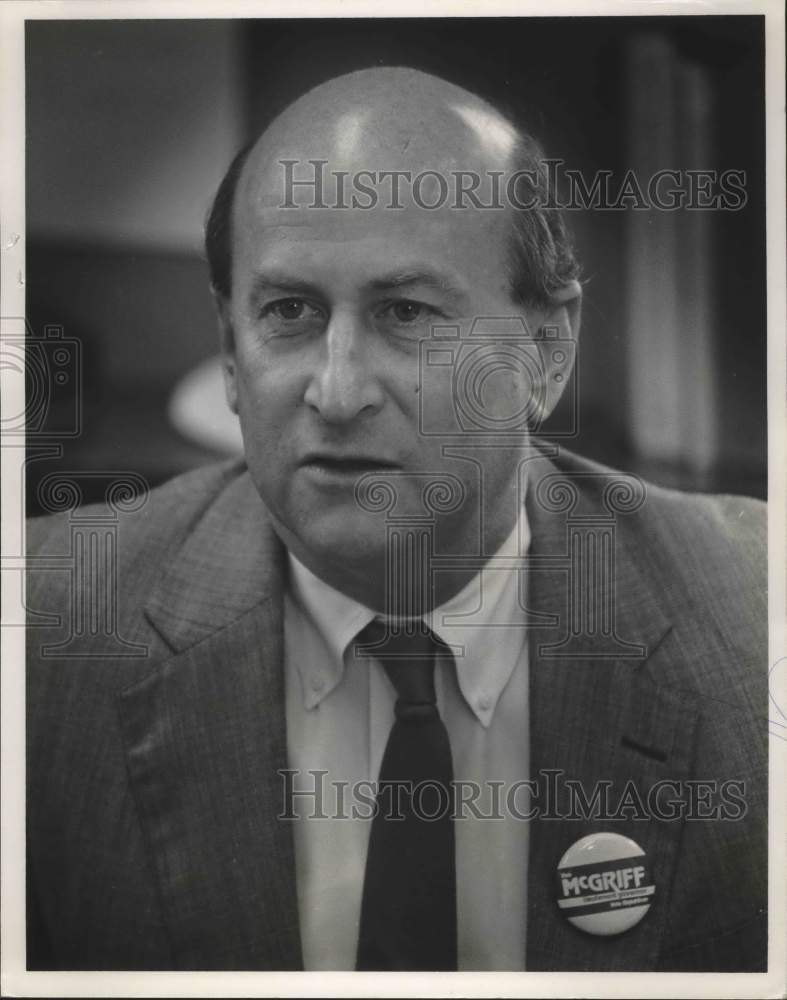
[26,459,247,559]
[25,460,252,659]
[626,476,765,619]
[547,444,766,581]
[627,478,765,604]
[25,460,259,736]
[543,443,767,697]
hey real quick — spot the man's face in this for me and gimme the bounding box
[222,157,553,600]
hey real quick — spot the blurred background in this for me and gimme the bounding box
[24,16,766,515]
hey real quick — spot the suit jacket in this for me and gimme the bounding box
[25,444,768,971]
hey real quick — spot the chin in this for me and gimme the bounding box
[286,503,391,572]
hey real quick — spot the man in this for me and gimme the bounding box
[26,67,767,972]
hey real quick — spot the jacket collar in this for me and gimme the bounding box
[142,470,285,651]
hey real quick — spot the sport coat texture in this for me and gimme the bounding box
[25,444,768,971]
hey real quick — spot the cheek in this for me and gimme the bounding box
[234,353,301,446]
[491,362,543,423]
[457,366,523,426]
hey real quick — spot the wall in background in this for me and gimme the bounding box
[27,19,243,254]
[25,20,246,507]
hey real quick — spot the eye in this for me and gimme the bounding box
[379,299,440,325]
[262,298,317,320]
[391,301,425,323]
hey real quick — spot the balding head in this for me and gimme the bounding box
[206,66,579,308]
[241,67,519,202]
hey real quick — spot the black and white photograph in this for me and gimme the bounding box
[1,2,784,997]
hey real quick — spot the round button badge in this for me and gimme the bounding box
[556,832,655,936]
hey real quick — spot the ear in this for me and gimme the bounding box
[214,291,239,414]
[534,279,582,424]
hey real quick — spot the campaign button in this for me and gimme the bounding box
[556,832,655,936]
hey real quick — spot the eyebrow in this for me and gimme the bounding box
[247,267,471,309]
[368,269,470,302]
[248,272,323,305]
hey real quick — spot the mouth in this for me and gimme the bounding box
[300,454,401,479]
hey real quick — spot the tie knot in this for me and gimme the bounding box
[356,619,447,717]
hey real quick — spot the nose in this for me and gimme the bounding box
[303,311,384,423]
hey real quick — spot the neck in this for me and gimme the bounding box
[274,453,532,613]
[283,505,523,616]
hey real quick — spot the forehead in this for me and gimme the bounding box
[231,159,514,298]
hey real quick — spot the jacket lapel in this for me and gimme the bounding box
[524,450,700,971]
[116,473,302,969]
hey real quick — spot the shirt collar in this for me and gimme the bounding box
[425,507,530,726]
[287,503,531,726]
[287,557,377,710]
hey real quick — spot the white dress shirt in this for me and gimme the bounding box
[283,507,531,970]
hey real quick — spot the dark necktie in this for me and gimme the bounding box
[355,618,457,971]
